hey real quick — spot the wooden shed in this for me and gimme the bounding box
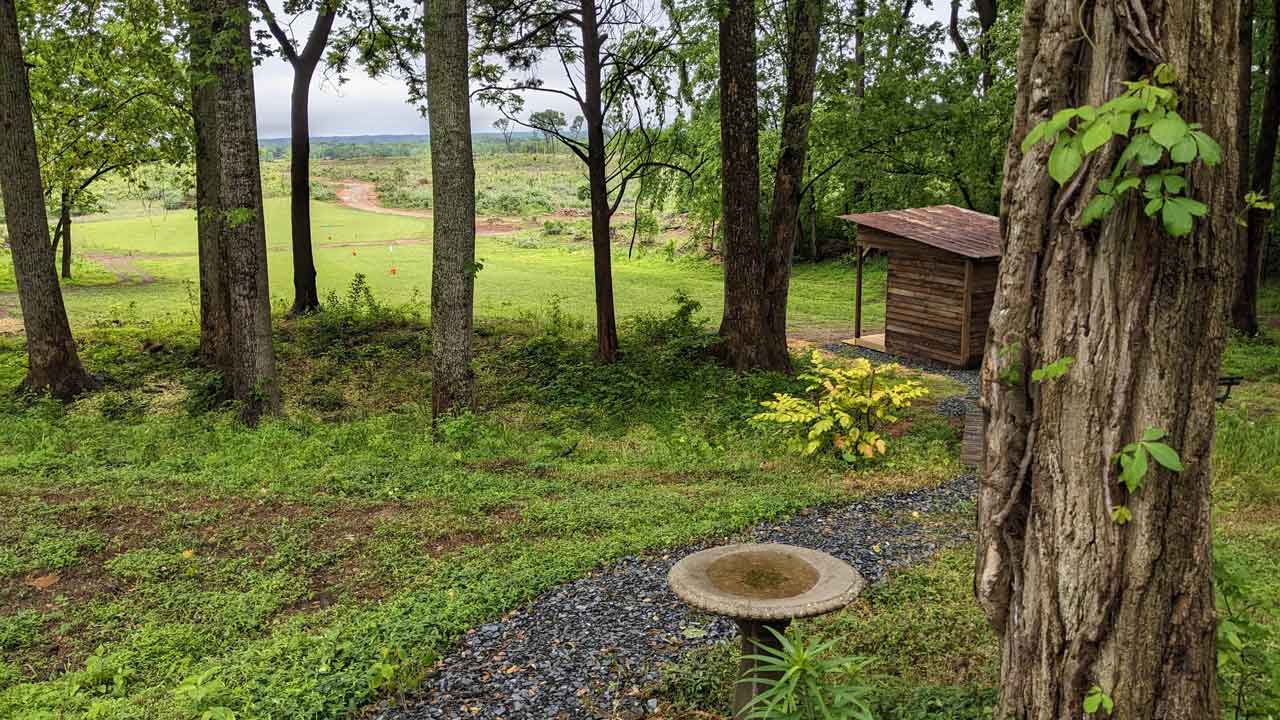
[839,205,1001,369]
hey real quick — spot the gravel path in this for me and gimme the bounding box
[379,475,977,720]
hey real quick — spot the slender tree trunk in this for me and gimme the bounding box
[760,0,822,374]
[580,0,620,363]
[59,188,72,279]
[853,0,866,98]
[717,0,771,372]
[288,68,320,314]
[262,4,336,317]
[210,0,280,423]
[1234,0,1280,335]
[976,2,1241,719]
[425,0,476,416]
[975,0,998,92]
[0,0,91,399]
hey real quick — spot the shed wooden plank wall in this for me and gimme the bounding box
[965,261,999,367]
[883,252,968,366]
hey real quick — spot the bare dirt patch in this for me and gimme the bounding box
[335,179,522,235]
[83,251,157,284]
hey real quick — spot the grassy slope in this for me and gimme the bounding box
[0,292,950,719]
[0,196,886,335]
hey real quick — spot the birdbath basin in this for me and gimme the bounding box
[668,543,864,716]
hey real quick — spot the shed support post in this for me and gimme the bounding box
[854,241,864,339]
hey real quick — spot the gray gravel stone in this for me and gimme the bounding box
[378,475,977,720]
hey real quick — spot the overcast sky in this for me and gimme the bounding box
[252,4,953,139]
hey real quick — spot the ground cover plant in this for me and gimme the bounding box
[0,283,963,720]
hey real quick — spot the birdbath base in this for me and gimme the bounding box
[734,618,790,717]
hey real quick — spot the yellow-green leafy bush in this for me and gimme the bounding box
[753,352,928,462]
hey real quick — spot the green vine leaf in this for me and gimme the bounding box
[1111,506,1133,525]
[1149,112,1188,149]
[1145,441,1184,472]
[1084,685,1115,716]
[1031,356,1074,383]
[1049,139,1083,185]
[1190,130,1222,165]
[1082,121,1113,153]
[1023,65,1224,238]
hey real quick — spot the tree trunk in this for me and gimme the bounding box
[760,0,822,374]
[975,0,998,92]
[190,0,231,372]
[288,67,320,315]
[1234,0,1280,335]
[717,0,772,373]
[272,6,336,317]
[209,0,281,423]
[59,188,72,280]
[580,0,620,363]
[425,0,476,416]
[976,2,1242,719]
[0,0,92,399]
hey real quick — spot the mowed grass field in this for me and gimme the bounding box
[0,195,884,337]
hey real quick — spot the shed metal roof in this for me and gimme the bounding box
[839,205,1001,260]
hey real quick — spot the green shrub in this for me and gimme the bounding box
[294,274,425,361]
[310,182,339,202]
[753,352,928,462]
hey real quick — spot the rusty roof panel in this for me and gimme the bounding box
[838,205,1001,259]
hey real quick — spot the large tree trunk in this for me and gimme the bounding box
[209,0,281,423]
[976,2,1242,719]
[190,0,231,372]
[760,0,822,375]
[717,0,775,372]
[1234,0,1280,335]
[0,0,92,399]
[425,0,476,416]
[580,0,620,363]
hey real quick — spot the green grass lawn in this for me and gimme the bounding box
[0,180,1274,719]
[0,196,885,337]
[0,289,947,720]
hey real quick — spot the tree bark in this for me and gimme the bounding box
[1234,0,1280,335]
[580,0,620,363]
[976,2,1242,719]
[716,0,773,372]
[209,0,281,423]
[190,0,232,372]
[425,0,476,416]
[59,188,72,280]
[0,0,92,399]
[760,0,822,374]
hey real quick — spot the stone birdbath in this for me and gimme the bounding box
[668,543,865,717]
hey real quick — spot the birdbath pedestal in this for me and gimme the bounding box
[668,543,865,717]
